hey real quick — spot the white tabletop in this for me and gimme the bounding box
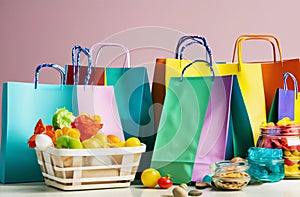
[0,180,299,197]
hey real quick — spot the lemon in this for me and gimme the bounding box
[125,137,141,147]
[141,168,161,188]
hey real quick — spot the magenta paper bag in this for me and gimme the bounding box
[75,85,124,141]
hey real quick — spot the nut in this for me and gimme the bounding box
[230,157,246,162]
[172,186,187,197]
[219,172,249,178]
[188,189,202,196]
[179,183,188,191]
[195,182,211,189]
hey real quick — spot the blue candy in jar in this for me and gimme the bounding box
[247,147,284,182]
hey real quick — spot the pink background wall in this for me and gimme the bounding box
[1,0,300,124]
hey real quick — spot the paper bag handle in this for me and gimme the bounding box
[235,34,282,60]
[72,45,92,85]
[71,45,84,85]
[90,43,130,68]
[284,72,298,99]
[175,36,209,58]
[233,34,283,63]
[176,36,213,69]
[179,41,211,64]
[34,64,66,89]
[180,59,214,81]
[232,37,277,62]
[77,47,93,86]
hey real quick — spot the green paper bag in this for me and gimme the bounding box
[151,60,253,183]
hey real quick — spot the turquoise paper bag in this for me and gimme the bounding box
[0,64,73,183]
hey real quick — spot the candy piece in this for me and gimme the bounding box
[284,150,292,157]
[292,150,300,156]
[277,117,292,126]
[188,189,202,196]
[284,158,295,166]
[52,108,75,130]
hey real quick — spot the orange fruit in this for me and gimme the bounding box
[107,135,121,144]
[125,137,141,147]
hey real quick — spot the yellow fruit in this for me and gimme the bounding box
[107,135,123,147]
[141,168,161,188]
[62,127,69,134]
[82,137,109,148]
[94,133,108,144]
[107,135,121,144]
[110,141,125,148]
[92,114,101,124]
[65,128,80,139]
[125,137,141,147]
[55,129,63,139]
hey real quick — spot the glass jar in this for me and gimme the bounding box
[257,126,300,178]
[247,147,284,182]
[211,160,250,190]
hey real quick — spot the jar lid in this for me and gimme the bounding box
[211,160,249,174]
[260,126,300,136]
[248,147,283,161]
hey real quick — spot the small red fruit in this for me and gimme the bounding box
[158,174,173,189]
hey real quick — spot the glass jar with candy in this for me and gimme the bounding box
[257,117,300,178]
[247,147,284,182]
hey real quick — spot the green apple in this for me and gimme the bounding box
[56,135,83,149]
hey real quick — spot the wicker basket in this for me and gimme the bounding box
[35,144,146,190]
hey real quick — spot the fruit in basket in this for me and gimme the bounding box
[56,135,83,149]
[28,119,56,148]
[55,127,80,139]
[71,114,103,141]
[158,175,173,189]
[107,134,124,147]
[107,134,121,144]
[52,107,75,130]
[141,168,161,188]
[125,137,141,147]
[35,134,53,150]
[94,133,109,143]
[82,137,109,148]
